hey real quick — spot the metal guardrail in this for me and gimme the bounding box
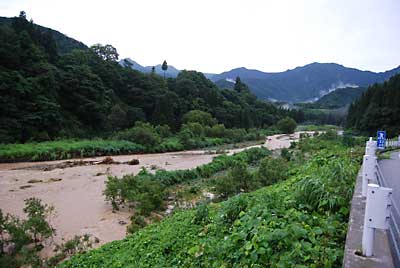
[361,139,392,257]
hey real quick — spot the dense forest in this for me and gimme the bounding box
[0,13,302,144]
[346,73,400,137]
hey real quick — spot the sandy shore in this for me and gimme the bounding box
[0,131,313,253]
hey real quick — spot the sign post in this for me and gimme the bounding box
[377,130,386,149]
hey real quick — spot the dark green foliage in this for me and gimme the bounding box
[258,156,288,186]
[277,117,297,134]
[127,215,147,234]
[182,110,217,126]
[104,170,165,215]
[193,202,209,225]
[280,148,291,161]
[214,161,254,197]
[113,122,161,148]
[346,74,400,137]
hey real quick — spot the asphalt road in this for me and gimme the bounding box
[379,150,400,267]
[379,151,400,209]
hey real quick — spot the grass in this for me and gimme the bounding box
[296,124,341,132]
[0,139,146,163]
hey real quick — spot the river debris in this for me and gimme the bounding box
[28,179,43,183]
[12,157,141,171]
[47,178,62,182]
[127,158,140,165]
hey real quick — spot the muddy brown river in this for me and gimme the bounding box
[0,132,312,254]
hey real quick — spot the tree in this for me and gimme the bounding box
[277,117,297,134]
[90,44,119,61]
[161,60,168,79]
[23,198,55,246]
[234,76,250,93]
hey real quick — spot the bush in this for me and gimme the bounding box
[280,148,291,161]
[127,215,147,234]
[103,171,165,215]
[257,157,288,186]
[193,202,209,225]
[214,161,256,197]
[182,110,217,126]
[277,117,297,134]
[220,195,248,225]
[114,122,161,148]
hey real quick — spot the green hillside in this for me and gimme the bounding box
[346,73,400,136]
[314,87,366,109]
[60,134,362,268]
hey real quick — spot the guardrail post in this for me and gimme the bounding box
[362,183,392,257]
[362,155,377,197]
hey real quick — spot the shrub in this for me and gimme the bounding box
[277,117,297,134]
[193,202,209,225]
[214,161,256,197]
[280,148,291,161]
[127,215,147,234]
[104,171,165,215]
[181,123,205,138]
[182,110,217,126]
[257,157,288,186]
[114,122,161,148]
[204,124,228,138]
[220,195,248,225]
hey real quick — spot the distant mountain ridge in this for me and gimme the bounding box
[120,57,400,102]
[212,63,400,102]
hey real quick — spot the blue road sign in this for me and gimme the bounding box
[377,130,386,149]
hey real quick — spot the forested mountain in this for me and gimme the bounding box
[212,63,400,102]
[0,16,87,54]
[346,74,400,136]
[0,14,293,143]
[307,86,367,109]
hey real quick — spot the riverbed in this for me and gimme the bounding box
[0,131,312,253]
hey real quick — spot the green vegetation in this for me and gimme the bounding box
[347,73,400,137]
[61,135,363,268]
[296,124,340,132]
[0,139,144,162]
[276,117,297,134]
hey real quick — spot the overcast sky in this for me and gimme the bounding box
[1,0,399,73]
